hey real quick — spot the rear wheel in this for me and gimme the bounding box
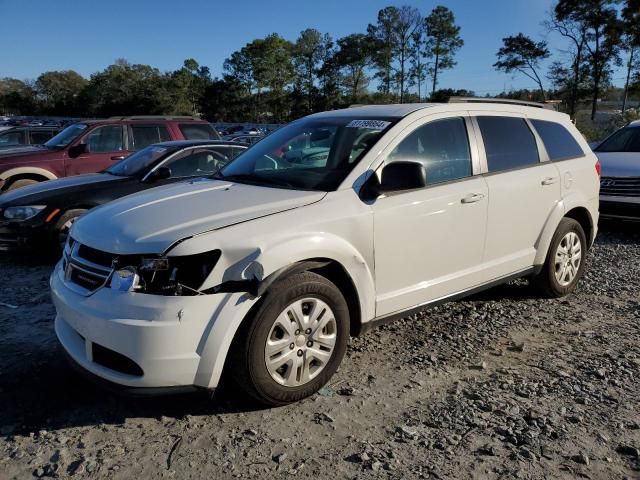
[532,218,587,297]
[229,271,349,406]
[6,178,39,191]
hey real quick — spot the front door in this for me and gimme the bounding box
[66,125,129,176]
[371,115,489,317]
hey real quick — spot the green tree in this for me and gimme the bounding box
[367,6,400,96]
[35,70,87,116]
[393,6,423,102]
[555,0,623,120]
[621,0,640,112]
[408,26,427,101]
[424,5,464,98]
[293,29,333,113]
[170,58,212,115]
[545,7,590,119]
[333,33,374,102]
[200,76,251,122]
[0,78,37,114]
[85,59,172,116]
[494,33,550,100]
[430,88,475,103]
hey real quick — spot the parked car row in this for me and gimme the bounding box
[0,140,247,252]
[0,116,219,191]
[28,100,600,405]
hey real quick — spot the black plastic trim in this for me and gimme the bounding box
[359,267,537,336]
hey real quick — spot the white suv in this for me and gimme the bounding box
[51,100,600,405]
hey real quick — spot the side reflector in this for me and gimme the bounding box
[45,208,61,223]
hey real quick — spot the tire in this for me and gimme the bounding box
[6,179,39,191]
[52,209,87,252]
[229,271,350,406]
[532,218,587,298]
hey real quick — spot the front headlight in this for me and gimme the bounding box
[3,205,46,221]
[109,250,221,296]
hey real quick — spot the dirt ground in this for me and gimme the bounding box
[0,221,638,479]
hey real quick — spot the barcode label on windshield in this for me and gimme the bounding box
[346,120,391,129]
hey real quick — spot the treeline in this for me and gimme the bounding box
[1,1,639,123]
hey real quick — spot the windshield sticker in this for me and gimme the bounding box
[346,120,391,130]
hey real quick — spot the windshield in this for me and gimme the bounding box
[217,116,395,191]
[106,145,170,176]
[595,126,640,153]
[44,123,88,149]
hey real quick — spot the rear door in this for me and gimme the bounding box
[66,124,128,175]
[472,113,561,277]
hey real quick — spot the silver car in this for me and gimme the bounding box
[594,120,640,220]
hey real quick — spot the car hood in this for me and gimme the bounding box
[595,152,640,177]
[0,145,50,159]
[71,178,326,254]
[0,173,124,206]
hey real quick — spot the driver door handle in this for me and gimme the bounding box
[541,177,558,186]
[461,193,485,204]
[111,155,125,161]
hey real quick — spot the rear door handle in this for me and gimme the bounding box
[111,155,125,161]
[461,193,485,204]
[541,177,558,186]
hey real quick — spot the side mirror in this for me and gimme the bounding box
[68,143,89,158]
[376,161,428,194]
[146,166,172,183]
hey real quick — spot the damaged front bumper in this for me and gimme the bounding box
[50,261,258,391]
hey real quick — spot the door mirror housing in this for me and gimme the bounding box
[68,143,89,158]
[146,166,172,183]
[376,161,428,194]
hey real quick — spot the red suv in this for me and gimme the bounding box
[0,116,219,191]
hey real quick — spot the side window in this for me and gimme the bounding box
[388,117,472,185]
[530,119,584,160]
[84,126,123,153]
[230,146,246,159]
[30,130,56,144]
[0,130,27,146]
[477,116,539,172]
[130,125,166,150]
[178,123,219,140]
[165,148,228,177]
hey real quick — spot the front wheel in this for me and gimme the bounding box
[229,271,350,406]
[53,209,86,252]
[532,218,587,297]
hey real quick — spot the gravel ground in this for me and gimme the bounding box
[0,221,638,479]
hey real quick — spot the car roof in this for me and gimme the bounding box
[78,118,208,126]
[308,101,570,121]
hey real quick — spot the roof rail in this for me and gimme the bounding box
[108,115,201,120]
[448,97,555,110]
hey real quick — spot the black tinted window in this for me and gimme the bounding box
[179,123,220,140]
[0,130,26,146]
[131,125,167,150]
[166,148,228,177]
[530,119,583,160]
[30,130,57,144]
[595,126,640,153]
[84,125,123,152]
[477,117,539,172]
[389,117,472,185]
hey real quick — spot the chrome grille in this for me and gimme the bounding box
[63,239,114,296]
[600,176,640,197]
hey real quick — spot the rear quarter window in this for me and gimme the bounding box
[178,123,221,140]
[477,116,539,173]
[530,119,584,160]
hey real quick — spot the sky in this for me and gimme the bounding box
[1,0,628,94]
